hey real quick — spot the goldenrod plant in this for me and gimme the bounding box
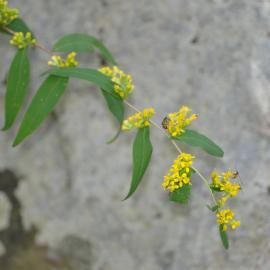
[0,1,241,249]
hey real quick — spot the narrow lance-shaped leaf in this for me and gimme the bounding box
[2,48,30,130]
[124,126,153,200]
[13,75,69,147]
[173,129,224,157]
[101,89,124,143]
[219,225,229,250]
[48,68,123,142]
[6,18,33,35]
[48,68,116,96]
[53,33,117,65]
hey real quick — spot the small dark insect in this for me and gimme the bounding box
[232,170,243,191]
[162,116,170,130]
[232,171,239,179]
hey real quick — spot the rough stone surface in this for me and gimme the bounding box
[0,242,6,257]
[0,193,11,231]
[0,0,270,269]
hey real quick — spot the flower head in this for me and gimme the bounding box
[122,108,155,130]
[162,153,195,192]
[166,106,197,137]
[0,0,19,26]
[48,52,79,68]
[210,170,241,232]
[216,209,240,231]
[10,32,36,49]
[99,66,134,99]
[211,170,241,199]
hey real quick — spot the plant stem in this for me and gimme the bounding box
[124,99,217,205]
[4,26,53,55]
[3,25,217,205]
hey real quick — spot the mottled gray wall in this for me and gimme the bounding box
[0,0,270,269]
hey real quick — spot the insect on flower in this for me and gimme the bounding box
[162,116,170,130]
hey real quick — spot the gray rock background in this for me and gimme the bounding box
[0,0,270,269]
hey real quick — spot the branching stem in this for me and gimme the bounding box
[3,25,217,205]
[124,100,218,205]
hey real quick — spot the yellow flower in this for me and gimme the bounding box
[48,52,79,68]
[211,170,241,232]
[217,195,229,207]
[166,106,197,137]
[0,0,19,26]
[122,108,155,130]
[10,32,36,49]
[162,153,195,192]
[216,209,240,231]
[211,170,241,198]
[231,220,241,230]
[99,66,134,99]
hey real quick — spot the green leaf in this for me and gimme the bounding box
[206,204,219,212]
[219,225,229,250]
[2,48,30,130]
[6,18,33,35]
[210,184,222,192]
[101,89,124,143]
[174,129,224,157]
[124,126,153,200]
[13,75,69,147]
[48,68,116,96]
[52,33,117,65]
[169,184,191,203]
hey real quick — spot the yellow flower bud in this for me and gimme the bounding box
[10,32,36,49]
[48,52,79,68]
[162,153,195,193]
[122,108,155,131]
[166,106,197,137]
[99,66,134,99]
[0,0,19,26]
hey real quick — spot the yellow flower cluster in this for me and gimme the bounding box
[211,170,241,206]
[211,170,241,231]
[48,52,79,68]
[166,106,198,137]
[10,32,36,49]
[162,153,194,192]
[99,66,134,99]
[216,209,241,231]
[0,0,19,26]
[122,108,155,130]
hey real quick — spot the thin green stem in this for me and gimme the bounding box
[192,167,218,205]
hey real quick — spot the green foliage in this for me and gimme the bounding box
[101,89,124,143]
[7,18,33,35]
[209,184,222,192]
[13,75,69,146]
[124,126,153,200]
[219,225,229,250]
[3,48,30,130]
[173,129,224,157]
[0,2,241,250]
[48,68,123,141]
[207,204,219,212]
[48,68,116,96]
[53,33,117,65]
[169,184,191,203]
